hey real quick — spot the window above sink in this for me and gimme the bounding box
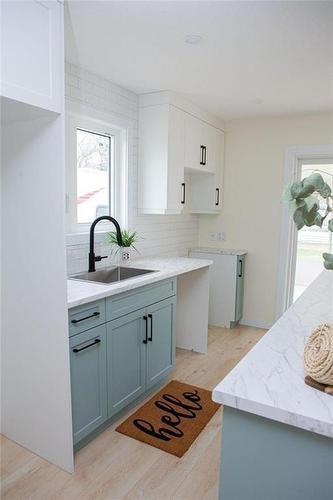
[66,113,128,236]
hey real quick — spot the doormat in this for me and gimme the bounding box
[116,380,220,457]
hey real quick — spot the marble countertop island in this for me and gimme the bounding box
[67,257,212,309]
[213,270,333,438]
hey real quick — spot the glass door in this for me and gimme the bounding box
[293,160,333,301]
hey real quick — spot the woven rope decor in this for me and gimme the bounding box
[304,324,333,385]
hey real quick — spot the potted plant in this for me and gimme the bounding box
[107,228,140,262]
[283,172,333,269]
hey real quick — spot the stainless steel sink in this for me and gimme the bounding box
[69,266,156,284]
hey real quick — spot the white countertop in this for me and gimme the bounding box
[213,270,333,438]
[190,246,247,256]
[67,257,212,309]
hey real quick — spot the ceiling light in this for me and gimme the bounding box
[185,34,203,45]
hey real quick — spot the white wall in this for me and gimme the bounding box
[65,63,199,275]
[1,114,74,472]
[199,113,333,328]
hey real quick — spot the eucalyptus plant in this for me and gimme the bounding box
[107,229,140,253]
[283,173,333,270]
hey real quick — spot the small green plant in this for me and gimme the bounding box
[283,172,333,270]
[107,228,140,253]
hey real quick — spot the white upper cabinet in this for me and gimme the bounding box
[138,91,225,215]
[139,103,185,215]
[0,0,64,113]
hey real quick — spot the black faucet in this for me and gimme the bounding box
[89,216,123,272]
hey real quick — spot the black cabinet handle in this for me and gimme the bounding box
[143,316,148,344]
[181,182,186,204]
[148,314,153,341]
[215,188,220,206]
[200,145,205,165]
[203,146,207,165]
[73,338,101,353]
[71,311,100,324]
[239,259,243,278]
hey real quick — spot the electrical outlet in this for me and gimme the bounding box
[217,232,226,241]
[209,232,217,241]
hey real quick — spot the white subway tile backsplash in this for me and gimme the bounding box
[65,62,199,275]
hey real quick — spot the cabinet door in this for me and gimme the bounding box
[70,325,107,444]
[203,124,218,174]
[1,0,63,113]
[167,105,185,212]
[184,113,205,172]
[107,309,146,417]
[205,126,224,177]
[138,104,184,215]
[146,297,176,390]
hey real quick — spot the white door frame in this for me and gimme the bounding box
[276,145,333,319]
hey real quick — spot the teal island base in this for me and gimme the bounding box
[219,406,333,500]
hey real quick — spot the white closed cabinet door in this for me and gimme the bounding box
[184,113,222,176]
[139,104,185,214]
[184,113,206,172]
[203,123,218,174]
[0,0,63,113]
[166,105,185,212]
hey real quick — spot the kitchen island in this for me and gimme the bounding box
[213,270,333,500]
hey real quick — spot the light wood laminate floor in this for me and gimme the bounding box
[1,325,266,500]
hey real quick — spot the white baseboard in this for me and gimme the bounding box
[240,319,273,330]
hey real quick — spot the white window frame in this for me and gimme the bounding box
[66,113,128,237]
[276,145,333,319]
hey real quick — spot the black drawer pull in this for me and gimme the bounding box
[71,311,100,324]
[200,145,205,165]
[73,338,101,353]
[181,182,186,204]
[215,188,220,206]
[239,259,243,278]
[148,314,153,342]
[143,316,148,344]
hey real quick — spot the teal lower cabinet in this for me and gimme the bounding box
[70,325,107,445]
[107,308,146,417]
[146,297,176,389]
[69,278,177,448]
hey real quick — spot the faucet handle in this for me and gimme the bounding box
[95,255,108,262]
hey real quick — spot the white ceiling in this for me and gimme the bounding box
[65,1,333,120]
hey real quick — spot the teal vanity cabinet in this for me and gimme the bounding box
[68,278,177,448]
[69,324,107,445]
